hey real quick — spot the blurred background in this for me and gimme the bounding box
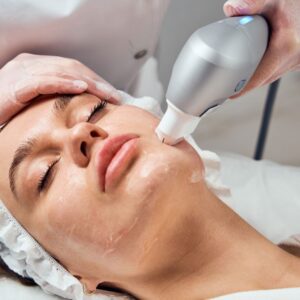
[153,0,300,166]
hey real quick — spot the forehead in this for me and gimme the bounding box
[1,96,56,147]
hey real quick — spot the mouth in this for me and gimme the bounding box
[95,133,140,192]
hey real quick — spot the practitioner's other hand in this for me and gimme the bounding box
[223,0,300,98]
[0,53,121,125]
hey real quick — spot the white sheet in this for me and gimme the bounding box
[218,152,300,244]
[208,152,300,299]
[211,152,300,299]
[212,287,300,299]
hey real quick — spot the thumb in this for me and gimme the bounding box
[223,0,267,17]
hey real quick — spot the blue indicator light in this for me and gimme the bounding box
[239,16,254,25]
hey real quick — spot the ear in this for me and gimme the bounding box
[74,275,101,294]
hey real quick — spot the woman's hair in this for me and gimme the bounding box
[279,244,300,258]
[0,256,37,286]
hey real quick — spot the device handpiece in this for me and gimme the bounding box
[155,15,269,145]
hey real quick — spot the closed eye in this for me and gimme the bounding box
[37,159,60,193]
[86,100,107,122]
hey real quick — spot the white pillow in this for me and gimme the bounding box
[218,151,300,244]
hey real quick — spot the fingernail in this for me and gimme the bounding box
[73,80,88,89]
[225,0,249,13]
[226,0,244,6]
[95,81,115,94]
[110,90,121,103]
[95,81,121,103]
[225,2,242,16]
[224,3,235,16]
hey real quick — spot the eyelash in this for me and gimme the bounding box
[37,100,108,194]
[37,160,59,193]
[86,100,107,122]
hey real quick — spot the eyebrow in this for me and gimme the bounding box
[8,95,74,199]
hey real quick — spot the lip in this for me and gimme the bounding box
[95,133,139,192]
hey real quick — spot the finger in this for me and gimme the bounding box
[14,77,88,104]
[15,55,121,104]
[230,31,284,98]
[229,60,274,99]
[44,67,122,104]
[21,55,103,83]
[0,89,27,124]
[22,65,121,104]
[223,0,267,17]
[81,76,121,104]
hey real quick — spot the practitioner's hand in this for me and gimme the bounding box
[0,53,121,125]
[223,0,300,98]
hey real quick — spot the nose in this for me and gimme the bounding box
[67,123,108,167]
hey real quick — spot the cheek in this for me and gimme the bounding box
[125,151,176,197]
[100,105,159,135]
[127,140,204,194]
[41,168,141,256]
[39,167,101,246]
[114,140,205,240]
[43,178,94,241]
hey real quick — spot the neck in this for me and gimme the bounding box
[126,188,300,299]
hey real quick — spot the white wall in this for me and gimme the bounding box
[156,0,300,166]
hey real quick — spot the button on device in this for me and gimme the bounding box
[134,49,148,59]
[235,79,247,92]
[239,16,254,25]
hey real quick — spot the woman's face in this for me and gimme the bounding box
[0,93,205,285]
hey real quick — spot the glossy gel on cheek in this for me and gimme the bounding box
[101,215,140,257]
[189,169,204,184]
[124,152,177,220]
[141,152,173,177]
[97,155,170,257]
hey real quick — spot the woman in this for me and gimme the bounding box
[1,91,300,300]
